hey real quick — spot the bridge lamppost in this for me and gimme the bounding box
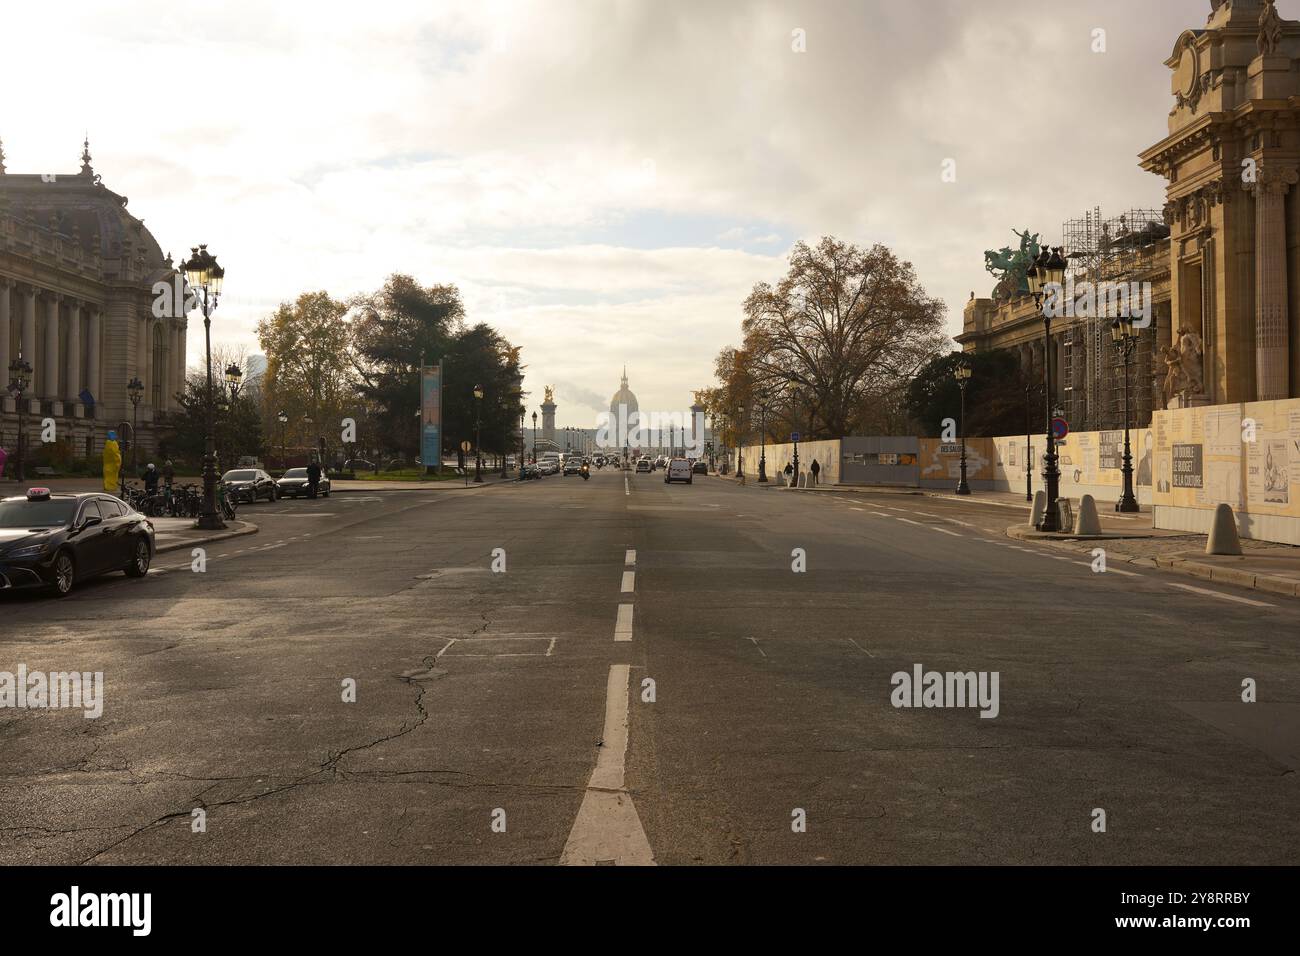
[758,402,769,482]
[127,376,144,477]
[1111,317,1141,513]
[954,362,972,495]
[735,403,745,478]
[1027,246,1067,532]
[531,411,538,463]
[7,354,32,482]
[182,244,225,530]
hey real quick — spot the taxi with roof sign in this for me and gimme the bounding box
[0,488,155,597]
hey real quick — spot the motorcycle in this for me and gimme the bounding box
[580,464,590,481]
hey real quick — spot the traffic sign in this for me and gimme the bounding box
[791,432,801,443]
[1051,417,1069,441]
[460,440,472,453]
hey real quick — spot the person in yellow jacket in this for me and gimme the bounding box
[103,430,122,495]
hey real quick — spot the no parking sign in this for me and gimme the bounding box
[1051,417,1069,441]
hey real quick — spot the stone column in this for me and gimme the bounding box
[0,279,10,413]
[1253,164,1297,401]
[43,293,61,413]
[175,323,187,405]
[19,285,36,413]
[65,300,82,415]
[86,306,101,410]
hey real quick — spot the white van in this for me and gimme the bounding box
[664,458,693,485]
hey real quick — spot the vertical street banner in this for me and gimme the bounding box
[421,363,442,474]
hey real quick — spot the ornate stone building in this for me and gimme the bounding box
[0,139,184,465]
[960,0,1300,427]
[1140,0,1300,405]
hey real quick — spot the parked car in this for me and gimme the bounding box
[519,463,541,480]
[692,460,708,475]
[277,467,332,498]
[221,468,278,503]
[0,488,154,597]
[665,458,693,484]
[636,457,652,473]
[538,458,560,475]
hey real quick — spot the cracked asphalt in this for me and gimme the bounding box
[1,470,1298,864]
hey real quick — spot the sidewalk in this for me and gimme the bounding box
[150,518,258,554]
[1006,516,1300,598]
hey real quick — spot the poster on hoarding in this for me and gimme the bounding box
[421,364,442,473]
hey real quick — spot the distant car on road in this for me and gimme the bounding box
[277,467,332,498]
[636,457,652,473]
[538,459,560,475]
[692,460,708,475]
[519,463,541,480]
[344,458,377,472]
[0,488,154,597]
[222,469,278,504]
[665,458,693,484]
[563,458,583,476]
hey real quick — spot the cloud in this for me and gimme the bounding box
[0,0,1205,414]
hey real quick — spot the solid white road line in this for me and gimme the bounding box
[621,571,635,593]
[930,527,962,537]
[847,638,875,658]
[560,664,655,866]
[1167,582,1277,608]
[614,604,634,642]
[625,549,636,566]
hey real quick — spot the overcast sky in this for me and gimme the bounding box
[2,0,1215,425]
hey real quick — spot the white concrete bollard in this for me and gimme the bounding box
[1029,491,1046,528]
[1076,494,1102,535]
[1206,502,1243,556]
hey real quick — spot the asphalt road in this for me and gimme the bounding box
[1,468,1297,865]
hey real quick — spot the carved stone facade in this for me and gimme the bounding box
[961,0,1300,422]
[0,140,185,466]
[1140,0,1300,404]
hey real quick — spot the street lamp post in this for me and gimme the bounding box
[758,402,768,482]
[1027,247,1067,532]
[473,384,484,483]
[1023,381,1039,503]
[954,363,972,495]
[7,354,32,482]
[735,404,745,478]
[182,245,226,530]
[277,410,288,470]
[1111,317,1141,513]
[224,363,242,460]
[791,390,801,484]
[531,411,538,463]
[127,376,144,477]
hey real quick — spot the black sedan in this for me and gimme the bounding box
[0,488,155,597]
[276,467,331,498]
[222,468,279,503]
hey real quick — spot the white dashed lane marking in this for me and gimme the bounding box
[614,604,634,642]
[621,571,635,593]
[560,665,655,866]
[1167,582,1276,608]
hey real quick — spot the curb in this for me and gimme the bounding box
[155,521,259,555]
[1004,524,1300,597]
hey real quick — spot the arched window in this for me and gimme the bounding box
[152,324,166,407]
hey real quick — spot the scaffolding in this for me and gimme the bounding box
[1057,207,1167,432]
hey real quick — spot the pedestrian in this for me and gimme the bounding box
[306,457,322,499]
[162,460,175,488]
[784,461,793,478]
[142,462,160,495]
[810,458,821,485]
